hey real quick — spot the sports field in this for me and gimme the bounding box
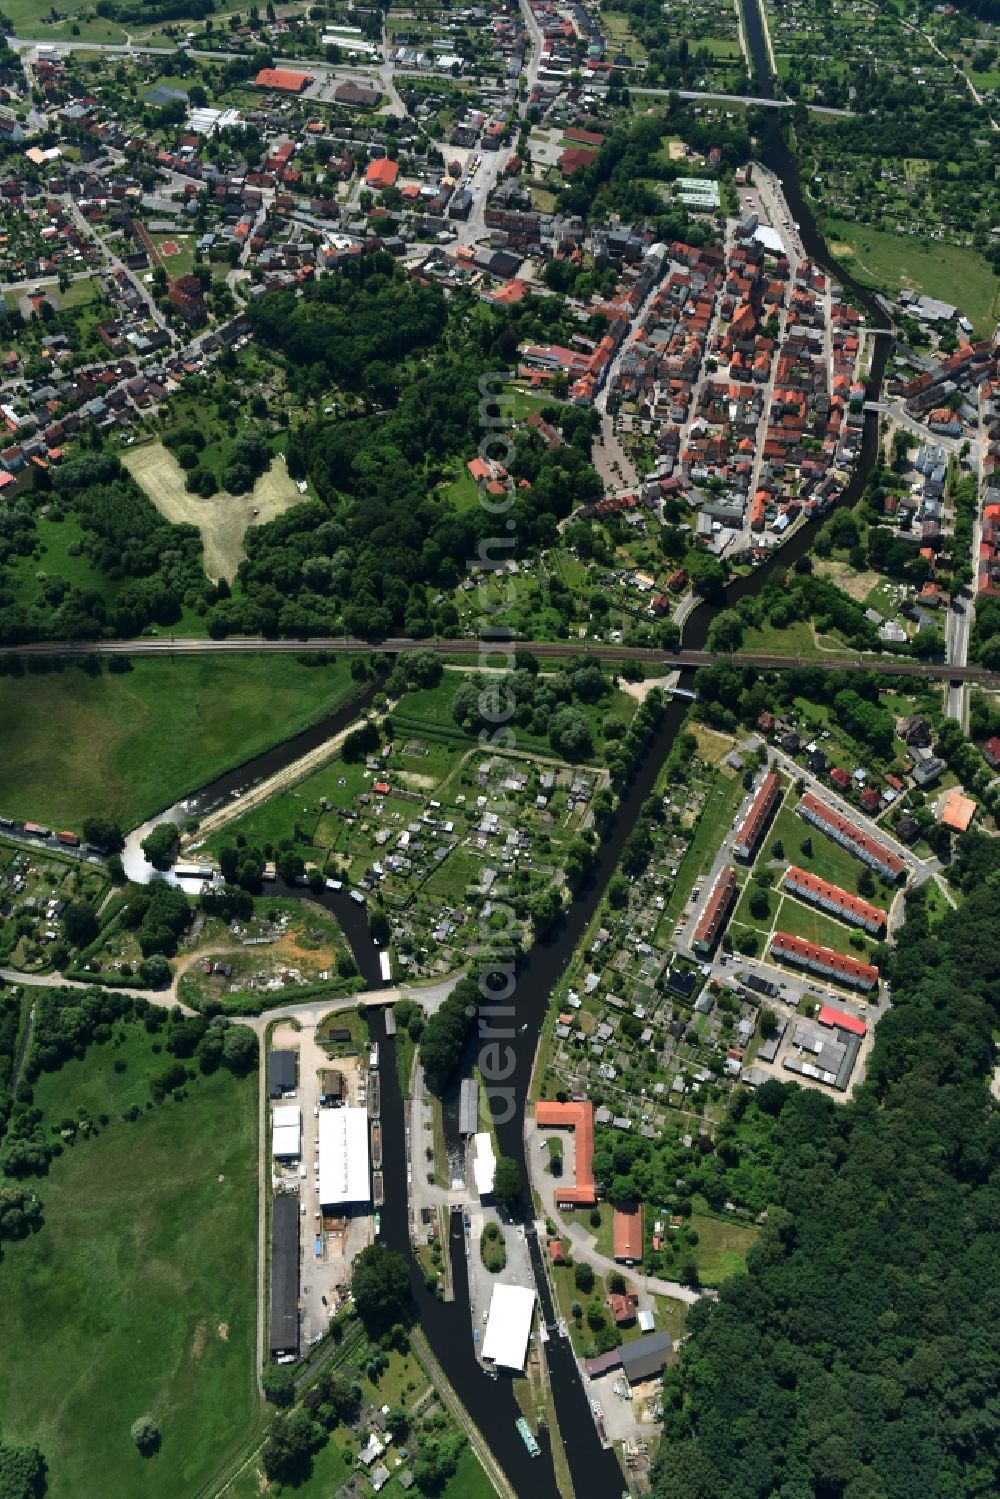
[0,655,361,830]
[123,443,306,581]
[0,1028,259,1499]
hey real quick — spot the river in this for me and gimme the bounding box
[120,678,380,886]
[369,7,896,1496]
[115,26,889,1487]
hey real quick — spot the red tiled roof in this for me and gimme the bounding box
[734,772,781,858]
[613,1203,643,1261]
[693,867,736,951]
[365,157,399,188]
[783,866,886,930]
[535,1100,595,1206]
[255,67,312,92]
[771,930,879,988]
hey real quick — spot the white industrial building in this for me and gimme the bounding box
[319,1106,370,1207]
[272,1104,301,1160]
[472,1132,496,1198]
[482,1284,535,1372]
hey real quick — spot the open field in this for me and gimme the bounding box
[738,617,852,661]
[823,216,1000,337]
[1,0,127,40]
[123,442,306,581]
[0,655,360,831]
[689,1210,758,1285]
[0,1034,258,1499]
[814,558,882,604]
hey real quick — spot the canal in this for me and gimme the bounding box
[112,31,894,1487]
[367,8,898,1496]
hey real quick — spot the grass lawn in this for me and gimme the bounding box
[438,465,481,512]
[58,278,100,310]
[8,509,120,603]
[923,875,954,925]
[0,1036,258,1499]
[1,0,127,41]
[653,1294,690,1342]
[765,801,872,894]
[739,617,852,660]
[690,1210,758,1285]
[823,215,1000,337]
[0,655,361,831]
[771,892,874,954]
[152,233,197,278]
[732,883,874,960]
[657,771,747,933]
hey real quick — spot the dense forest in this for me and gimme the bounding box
[651,833,1000,1499]
[208,259,606,639]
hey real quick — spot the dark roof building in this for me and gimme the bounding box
[268,1050,297,1099]
[334,80,381,107]
[269,1195,300,1357]
[620,1330,673,1383]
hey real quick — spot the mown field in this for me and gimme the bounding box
[0,1030,259,1499]
[823,215,1000,336]
[0,655,361,831]
[123,444,306,583]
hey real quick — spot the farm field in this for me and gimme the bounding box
[123,442,306,581]
[822,216,1000,336]
[0,1033,259,1499]
[0,655,361,831]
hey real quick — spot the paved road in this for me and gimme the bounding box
[12,634,1000,683]
[526,1119,703,1306]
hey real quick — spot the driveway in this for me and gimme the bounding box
[525,1116,702,1307]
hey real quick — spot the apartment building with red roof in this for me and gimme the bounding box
[783,866,886,935]
[770,931,879,991]
[733,771,782,861]
[692,867,737,955]
[796,793,905,881]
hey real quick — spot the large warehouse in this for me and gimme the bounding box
[318,1106,370,1207]
[482,1284,535,1372]
[269,1195,300,1358]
